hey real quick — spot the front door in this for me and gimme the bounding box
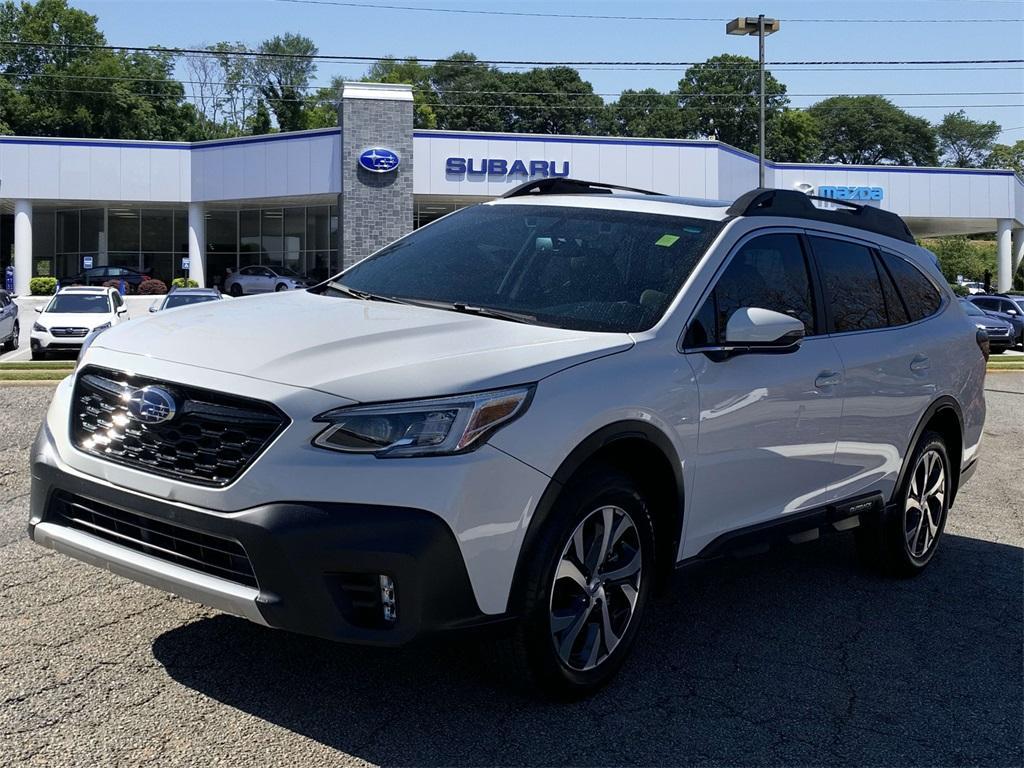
[681,231,845,556]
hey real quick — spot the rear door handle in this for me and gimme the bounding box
[910,354,930,372]
[815,371,842,388]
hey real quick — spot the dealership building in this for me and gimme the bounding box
[1,81,1022,296]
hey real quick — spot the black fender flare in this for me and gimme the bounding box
[507,420,685,611]
[893,395,965,505]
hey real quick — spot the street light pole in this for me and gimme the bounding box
[758,13,765,188]
[726,15,780,189]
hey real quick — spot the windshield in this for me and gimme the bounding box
[331,203,723,332]
[164,294,219,309]
[45,294,111,314]
[273,266,301,277]
[961,301,985,317]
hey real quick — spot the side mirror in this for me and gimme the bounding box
[724,307,805,350]
[116,307,128,316]
[34,306,43,313]
[148,306,158,313]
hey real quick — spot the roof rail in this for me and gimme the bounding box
[501,177,664,199]
[726,188,915,244]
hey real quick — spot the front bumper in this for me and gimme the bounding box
[29,425,504,646]
[31,330,86,351]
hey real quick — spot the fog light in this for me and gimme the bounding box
[379,575,397,623]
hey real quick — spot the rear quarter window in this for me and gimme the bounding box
[879,252,942,322]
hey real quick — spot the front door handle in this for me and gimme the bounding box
[815,370,842,388]
[910,354,930,372]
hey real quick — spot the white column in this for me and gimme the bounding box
[1012,228,1024,278]
[996,219,1012,293]
[13,200,32,296]
[187,203,205,288]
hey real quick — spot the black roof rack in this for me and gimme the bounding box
[501,177,665,199]
[726,188,915,244]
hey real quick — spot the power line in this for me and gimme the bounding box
[1,40,1021,68]
[270,0,1024,23]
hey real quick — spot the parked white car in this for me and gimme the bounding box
[30,286,128,360]
[29,181,986,697]
[223,265,309,296]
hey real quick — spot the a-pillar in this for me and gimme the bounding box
[187,203,206,288]
[13,200,32,296]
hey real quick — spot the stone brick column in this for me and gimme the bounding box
[339,82,414,269]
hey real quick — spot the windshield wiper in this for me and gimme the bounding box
[327,282,408,305]
[447,302,537,324]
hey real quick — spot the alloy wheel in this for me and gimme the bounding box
[904,448,946,559]
[549,505,642,672]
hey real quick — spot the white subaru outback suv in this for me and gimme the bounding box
[29,181,986,697]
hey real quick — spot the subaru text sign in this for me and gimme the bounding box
[358,147,400,173]
[446,157,570,179]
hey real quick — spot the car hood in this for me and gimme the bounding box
[983,310,1019,325]
[38,312,114,328]
[92,291,634,402]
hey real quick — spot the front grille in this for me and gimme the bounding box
[51,327,89,337]
[73,366,288,487]
[49,491,257,587]
[983,325,1010,336]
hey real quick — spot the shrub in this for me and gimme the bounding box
[171,277,199,289]
[29,277,58,295]
[137,278,168,295]
[949,283,970,297]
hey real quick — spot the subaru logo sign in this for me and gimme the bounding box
[358,147,400,173]
[126,386,177,425]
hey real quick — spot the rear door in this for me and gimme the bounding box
[682,231,845,553]
[0,293,13,339]
[808,234,942,503]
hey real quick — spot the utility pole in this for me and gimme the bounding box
[726,15,781,188]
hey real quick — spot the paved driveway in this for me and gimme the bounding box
[1,377,1021,767]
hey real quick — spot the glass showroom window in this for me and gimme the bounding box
[205,210,238,291]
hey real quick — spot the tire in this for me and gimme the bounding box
[229,283,243,297]
[5,322,19,352]
[31,348,47,361]
[992,347,1005,355]
[275,283,288,292]
[856,430,950,578]
[496,465,655,698]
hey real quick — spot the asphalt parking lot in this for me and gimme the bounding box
[1,377,1021,767]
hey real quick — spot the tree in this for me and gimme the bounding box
[808,96,938,166]
[767,109,821,163]
[212,42,261,134]
[936,110,1000,167]
[255,33,316,132]
[0,0,199,140]
[676,54,788,153]
[608,88,688,138]
[180,46,228,138]
[984,140,1024,176]
[924,236,996,283]
[363,57,437,128]
[248,99,272,135]
[503,67,606,135]
[430,52,510,132]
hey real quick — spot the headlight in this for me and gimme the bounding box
[92,322,111,332]
[312,385,534,457]
[32,322,47,333]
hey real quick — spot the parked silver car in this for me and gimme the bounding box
[223,266,309,296]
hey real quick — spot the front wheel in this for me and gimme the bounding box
[229,283,242,297]
[498,466,655,698]
[275,282,288,292]
[31,348,47,361]
[857,430,950,577]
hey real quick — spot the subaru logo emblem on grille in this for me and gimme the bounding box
[126,386,177,424]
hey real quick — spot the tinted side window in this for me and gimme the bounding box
[875,255,910,326]
[810,236,888,333]
[686,233,815,346]
[880,252,942,321]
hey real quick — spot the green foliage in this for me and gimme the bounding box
[609,88,687,139]
[255,33,317,132]
[676,54,788,154]
[808,96,938,166]
[936,110,1000,168]
[0,0,199,141]
[949,283,970,297]
[29,277,57,295]
[248,100,272,135]
[984,140,1024,177]
[430,52,511,133]
[137,278,168,295]
[768,110,821,163]
[170,277,199,288]
[363,59,437,128]
[922,237,997,283]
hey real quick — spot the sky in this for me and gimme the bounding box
[72,0,1024,140]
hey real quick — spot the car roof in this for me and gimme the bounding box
[57,286,111,294]
[168,287,219,294]
[488,194,732,221]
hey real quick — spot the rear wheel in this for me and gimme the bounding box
[857,430,950,577]
[1,322,17,352]
[497,467,655,698]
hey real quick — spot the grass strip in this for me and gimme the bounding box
[0,361,75,371]
[0,370,70,381]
